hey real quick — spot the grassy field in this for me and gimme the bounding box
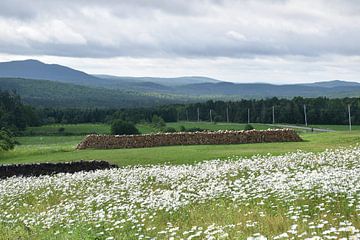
[1,129,360,166]
[24,123,157,135]
[309,124,359,131]
[24,122,273,136]
[1,123,360,239]
[1,146,359,239]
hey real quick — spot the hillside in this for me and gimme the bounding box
[1,60,360,104]
[0,78,184,108]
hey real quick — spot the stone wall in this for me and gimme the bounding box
[76,129,302,150]
[0,161,118,179]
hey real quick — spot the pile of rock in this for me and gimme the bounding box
[76,129,302,150]
[0,161,117,179]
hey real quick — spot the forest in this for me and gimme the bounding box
[28,97,360,126]
[1,89,360,134]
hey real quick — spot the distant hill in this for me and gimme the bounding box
[0,78,185,108]
[1,59,360,108]
[94,75,220,87]
[174,81,360,98]
[0,59,104,86]
[303,80,360,88]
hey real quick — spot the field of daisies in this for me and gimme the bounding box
[1,146,360,239]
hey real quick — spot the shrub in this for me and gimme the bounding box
[0,128,16,151]
[162,127,177,133]
[244,124,254,131]
[179,126,186,132]
[111,120,139,135]
[58,127,65,133]
[186,127,205,132]
[151,115,166,129]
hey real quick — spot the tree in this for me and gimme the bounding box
[151,115,166,129]
[111,120,139,135]
[0,128,16,151]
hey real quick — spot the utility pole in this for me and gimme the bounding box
[197,108,200,122]
[226,106,229,123]
[186,109,189,122]
[303,104,308,127]
[247,108,250,124]
[272,106,275,124]
[210,109,213,123]
[348,104,352,131]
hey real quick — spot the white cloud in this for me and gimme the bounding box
[0,0,360,82]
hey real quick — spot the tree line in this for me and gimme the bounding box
[34,97,360,126]
[2,89,360,131]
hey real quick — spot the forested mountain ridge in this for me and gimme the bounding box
[0,78,186,108]
[1,59,360,108]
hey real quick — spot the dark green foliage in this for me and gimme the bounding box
[0,78,184,109]
[111,120,139,135]
[151,115,166,129]
[244,124,254,131]
[58,127,65,133]
[162,127,177,133]
[181,98,360,125]
[186,127,206,132]
[0,90,39,132]
[179,126,205,132]
[0,128,16,151]
[12,95,360,128]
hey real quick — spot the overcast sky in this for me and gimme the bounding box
[0,0,360,83]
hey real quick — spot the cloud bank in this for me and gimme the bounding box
[0,0,360,83]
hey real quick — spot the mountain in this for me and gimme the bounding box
[0,59,105,86]
[94,75,220,87]
[0,78,186,108]
[174,81,360,98]
[1,59,360,108]
[0,60,219,89]
[303,80,360,88]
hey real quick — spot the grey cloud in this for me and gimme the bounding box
[0,0,360,59]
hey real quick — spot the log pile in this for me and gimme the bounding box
[76,129,302,150]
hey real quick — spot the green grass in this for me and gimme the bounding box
[167,121,274,131]
[1,131,360,166]
[309,124,360,131]
[24,123,160,136]
[24,122,273,136]
[1,123,359,239]
[24,123,110,135]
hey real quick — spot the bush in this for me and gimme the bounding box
[178,126,205,132]
[244,124,254,131]
[151,115,166,129]
[111,120,139,135]
[58,127,65,133]
[162,127,177,133]
[0,128,16,151]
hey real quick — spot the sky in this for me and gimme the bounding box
[0,0,360,83]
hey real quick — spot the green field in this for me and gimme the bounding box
[309,124,359,131]
[24,122,274,136]
[24,123,157,136]
[1,123,360,239]
[1,123,360,166]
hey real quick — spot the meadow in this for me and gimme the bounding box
[1,122,360,166]
[1,122,360,239]
[1,146,359,239]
